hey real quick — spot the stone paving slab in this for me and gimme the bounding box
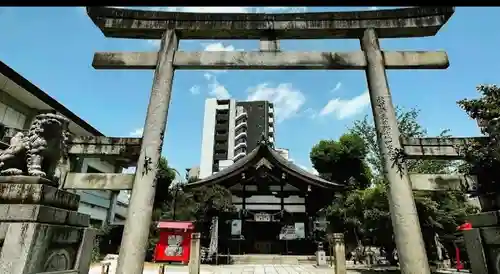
[89,263,351,274]
[89,262,467,274]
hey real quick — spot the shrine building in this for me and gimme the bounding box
[186,140,345,255]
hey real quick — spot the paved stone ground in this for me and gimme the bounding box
[90,263,355,274]
[89,262,468,274]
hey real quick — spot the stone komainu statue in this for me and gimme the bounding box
[0,112,70,180]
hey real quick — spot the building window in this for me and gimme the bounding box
[217,99,230,105]
[0,102,26,129]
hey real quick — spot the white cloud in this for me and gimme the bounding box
[122,167,136,174]
[129,128,144,137]
[204,73,231,99]
[332,82,342,93]
[319,90,371,120]
[201,42,242,74]
[369,7,379,10]
[247,83,305,123]
[303,108,318,119]
[203,42,236,52]
[189,85,201,95]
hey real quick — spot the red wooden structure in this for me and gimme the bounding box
[154,221,195,264]
[455,221,472,271]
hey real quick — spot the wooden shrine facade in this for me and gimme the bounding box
[187,141,344,255]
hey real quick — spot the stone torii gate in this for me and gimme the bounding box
[86,6,455,274]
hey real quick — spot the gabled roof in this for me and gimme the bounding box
[187,141,344,190]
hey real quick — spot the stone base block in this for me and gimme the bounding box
[0,183,80,210]
[0,222,96,274]
[0,175,57,186]
[316,250,327,267]
[469,210,500,227]
[0,204,89,227]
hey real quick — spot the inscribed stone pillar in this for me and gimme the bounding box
[115,29,179,274]
[189,233,201,274]
[332,233,346,274]
[361,28,430,274]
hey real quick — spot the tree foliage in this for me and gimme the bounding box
[153,157,177,209]
[457,84,500,197]
[310,133,372,189]
[353,107,477,261]
[310,133,373,249]
[311,107,477,264]
[145,161,234,261]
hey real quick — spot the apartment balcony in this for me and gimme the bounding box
[269,117,274,124]
[269,127,274,133]
[234,151,246,162]
[214,143,228,152]
[215,133,229,141]
[216,114,229,121]
[235,131,247,140]
[235,120,247,131]
[235,109,248,121]
[215,123,228,131]
[234,141,247,151]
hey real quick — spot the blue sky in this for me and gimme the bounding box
[0,6,497,178]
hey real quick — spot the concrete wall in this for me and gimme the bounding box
[0,89,129,227]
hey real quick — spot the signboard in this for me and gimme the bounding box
[279,225,296,240]
[166,235,184,256]
[231,220,242,235]
[279,223,305,240]
[254,213,271,222]
[295,223,305,239]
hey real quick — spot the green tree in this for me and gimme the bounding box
[153,157,178,209]
[457,84,500,200]
[310,133,372,189]
[350,107,477,263]
[310,133,373,249]
[146,157,178,260]
[350,108,455,177]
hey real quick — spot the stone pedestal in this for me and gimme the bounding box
[316,250,327,267]
[0,176,95,274]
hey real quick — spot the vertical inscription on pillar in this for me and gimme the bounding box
[375,95,406,175]
[375,96,393,155]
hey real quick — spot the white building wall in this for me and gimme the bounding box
[227,99,236,159]
[199,99,218,178]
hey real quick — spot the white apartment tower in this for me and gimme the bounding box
[199,98,275,179]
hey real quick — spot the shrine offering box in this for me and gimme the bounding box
[154,221,195,264]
